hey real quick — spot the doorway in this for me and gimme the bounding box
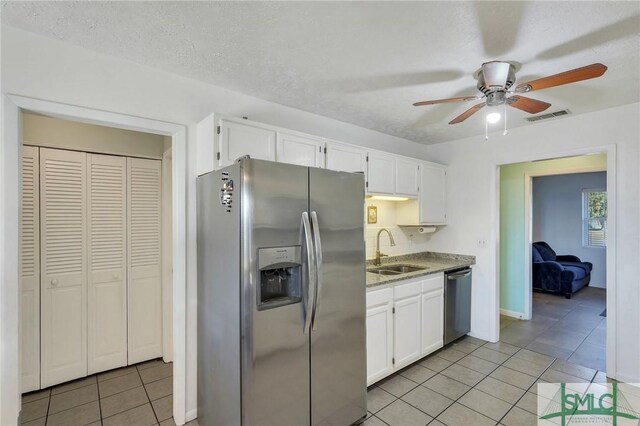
[496,152,614,376]
[0,95,188,425]
[19,113,175,424]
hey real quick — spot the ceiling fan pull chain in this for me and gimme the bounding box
[503,103,508,136]
[485,117,489,141]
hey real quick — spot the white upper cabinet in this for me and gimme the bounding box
[395,158,419,197]
[325,143,367,177]
[396,161,447,225]
[420,163,447,224]
[218,120,276,167]
[367,152,395,195]
[276,132,325,168]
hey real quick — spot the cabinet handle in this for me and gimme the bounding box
[51,279,58,286]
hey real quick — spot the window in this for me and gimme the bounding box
[582,189,607,247]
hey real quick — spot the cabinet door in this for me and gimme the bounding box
[21,146,40,392]
[88,154,127,374]
[40,148,88,388]
[219,121,276,167]
[420,163,447,224]
[366,299,393,385]
[367,152,395,195]
[276,132,324,167]
[325,143,367,177]
[395,158,419,197]
[127,158,163,364]
[393,294,422,369]
[421,289,444,355]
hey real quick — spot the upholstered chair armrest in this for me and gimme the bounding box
[533,261,564,293]
[556,255,581,263]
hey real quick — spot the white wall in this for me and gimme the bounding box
[0,26,432,421]
[23,112,166,159]
[532,172,607,287]
[425,102,640,382]
[364,200,434,259]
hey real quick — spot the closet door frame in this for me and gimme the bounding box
[3,95,189,426]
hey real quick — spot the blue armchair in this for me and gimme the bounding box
[532,241,592,298]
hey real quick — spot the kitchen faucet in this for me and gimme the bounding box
[374,228,396,266]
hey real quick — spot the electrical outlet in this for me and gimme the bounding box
[477,238,487,248]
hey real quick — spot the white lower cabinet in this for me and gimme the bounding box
[421,274,445,355]
[392,281,422,369]
[366,273,444,385]
[365,288,393,385]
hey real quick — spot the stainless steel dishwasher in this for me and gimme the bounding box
[444,267,472,345]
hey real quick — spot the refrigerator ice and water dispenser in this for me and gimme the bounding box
[257,246,302,310]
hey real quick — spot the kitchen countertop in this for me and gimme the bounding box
[366,251,475,289]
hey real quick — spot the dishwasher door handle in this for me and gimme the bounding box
[447,271,471,280]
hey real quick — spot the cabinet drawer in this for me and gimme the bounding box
[366,287,392,308]
[393,280,422,300]
[422,272,444,293]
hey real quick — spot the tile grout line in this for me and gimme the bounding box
[44,389,51,426]
[96,373,103,424]
[136,364,160,424]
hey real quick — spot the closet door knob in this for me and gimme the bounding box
[112,274,119,280]
[51,279,58,286]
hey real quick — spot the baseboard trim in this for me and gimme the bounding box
[185,408,198,423]
[500,308,525,319]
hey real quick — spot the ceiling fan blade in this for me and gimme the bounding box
[448,103,485,124]
[413,96,480,107]
[507,95,552,114]
[515,63,607,93]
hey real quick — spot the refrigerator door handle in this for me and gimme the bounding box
[302,212,317,334]
[310,211,323,330]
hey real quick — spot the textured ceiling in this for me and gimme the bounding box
[2,1,639,144]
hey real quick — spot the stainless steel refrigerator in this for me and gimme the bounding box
[197,158,367,426]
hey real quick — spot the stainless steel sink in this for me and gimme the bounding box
[367,264,428,275]
[367,269,402,276]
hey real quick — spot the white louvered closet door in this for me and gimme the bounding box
[88,154,127,374]
[40,148,88,388]
[21,146,40,392]
[127,158,163,364]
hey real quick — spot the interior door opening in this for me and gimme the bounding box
[497,153,609,376]
[19,111,175,423]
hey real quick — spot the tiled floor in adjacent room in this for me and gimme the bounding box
[365,287,610,426]
[501,287,606,371]
[20,359,198,426]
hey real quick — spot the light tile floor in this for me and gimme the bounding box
[500,287,606,371]
[21,359,198,426]
[365,336,613,426]
[365,287,610,426]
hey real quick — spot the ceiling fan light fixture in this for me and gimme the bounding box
[486,112,501,124]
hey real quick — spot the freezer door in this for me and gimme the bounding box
[241,160,312,426]
[309,168,367,426]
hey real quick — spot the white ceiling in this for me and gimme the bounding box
[2,1,639,144]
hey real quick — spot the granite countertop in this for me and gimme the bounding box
[366,251,475,289]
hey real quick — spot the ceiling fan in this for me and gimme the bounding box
[413,62,608,124]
